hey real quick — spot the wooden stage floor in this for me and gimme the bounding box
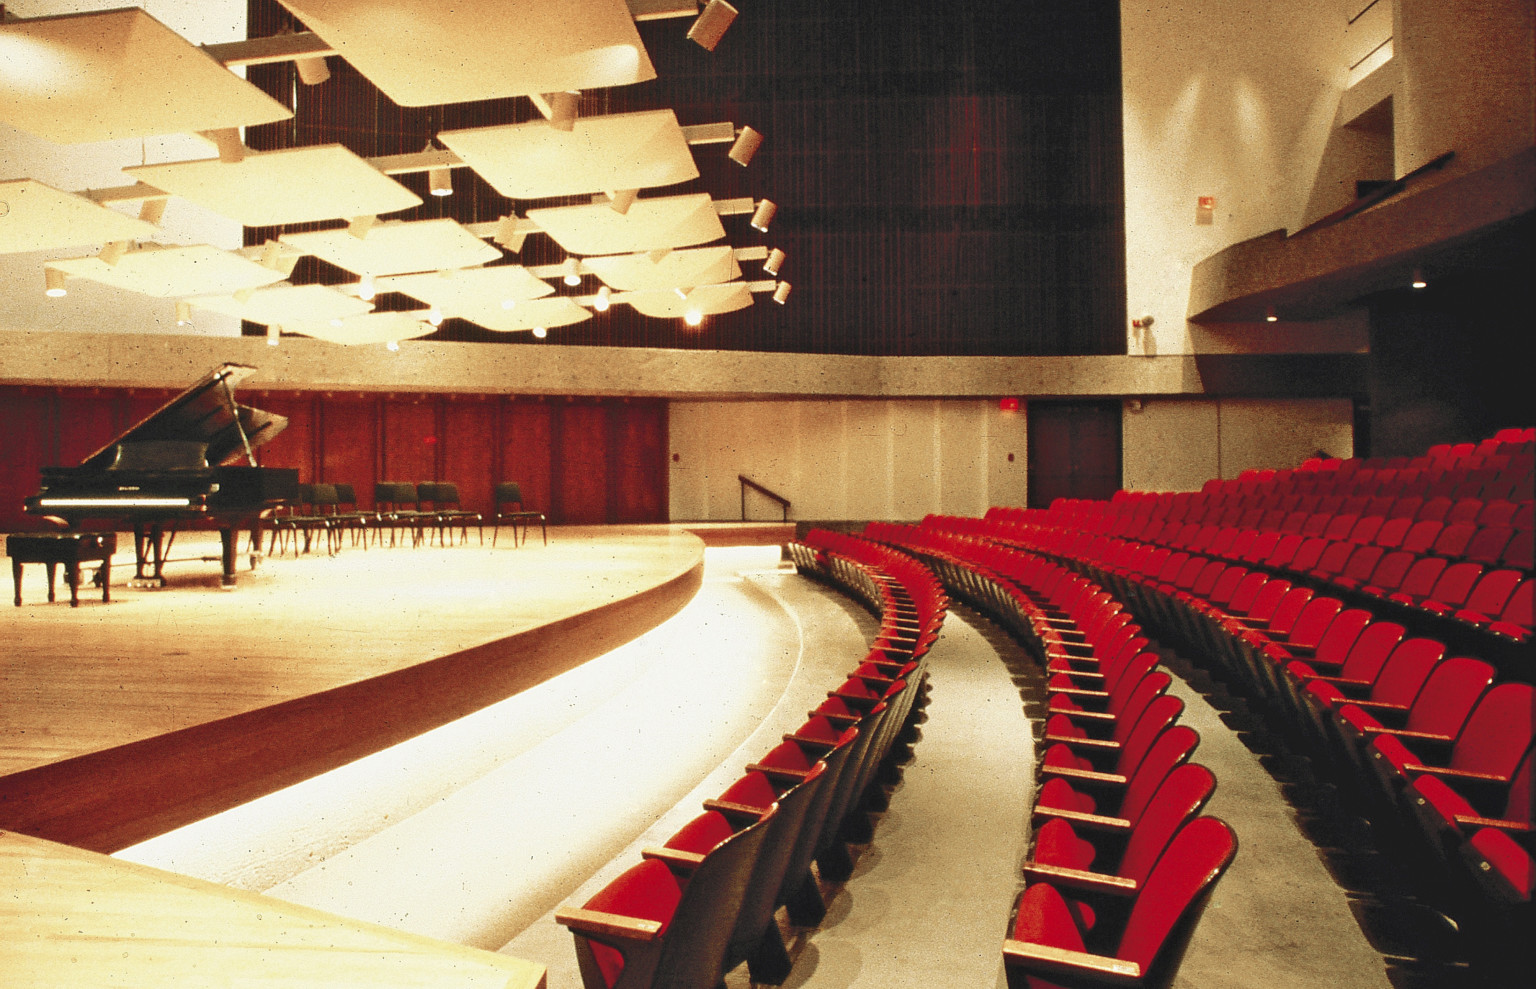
[0,526,704,853]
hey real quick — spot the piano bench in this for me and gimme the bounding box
[7,533,117,608]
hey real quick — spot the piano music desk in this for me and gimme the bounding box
[7,533,116,607]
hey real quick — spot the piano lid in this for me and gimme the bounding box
[74,364,290,470]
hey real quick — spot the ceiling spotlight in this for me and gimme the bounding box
[728,125,763,166]
[684,309,704,327]
[532,326,548,339]
[763,247,786,275]
[1264,306,1278,322]
[773,281,792,304]
[358,275,376,301]
[428,167,453,197]
[562,257,582,286]
[44,268,67,298]
[594,285,611,312]
[749,199,777,232]
[427,305,443,327]
[688,0,738,51]
[607,188,637,214]
[546,90,579,131]
[175,301,192,326]
[1411,267,1427,289]
[329,317,344,328]
[501,297,517,310]
[267,324,281,346]
[295,55,330,85]
[674,286,689,300]
[386,339,400,352]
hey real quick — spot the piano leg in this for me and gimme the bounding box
[220,527,238,587]
[130,524,169,588]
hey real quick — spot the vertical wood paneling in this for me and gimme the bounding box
[0,390,54,532]
[610,403,667,523]
[245,393,313,477]
[557,404,610,524]
[318,396,380,507]
[1027,400,1123,508]
[499,401,555,520]
[56,390,122,467]
[440,398,497,515]
[380,398,439,489]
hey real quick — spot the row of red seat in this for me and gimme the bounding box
[862,522,1239,989]
[553,531,946,989]
[918,513,1534,921]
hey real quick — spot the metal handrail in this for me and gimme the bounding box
[739,474,790,521]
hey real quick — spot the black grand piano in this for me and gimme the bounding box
[24,364,300,588]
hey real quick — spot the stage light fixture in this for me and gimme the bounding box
[1411,267,1427,289]
[562,257,582,286]
[428,167,453,197]
[44,268,67,297]
[175,301,192,326]
[594,285,611,312]
[684,309,703,327]
[267,324,281,346]
[296,55,331,85]
[427,305,443,326]
[532,326,548,339]
[728,125,762,166]
[358,275,376,301]
[1265,306,1278,322]
[688,0,738,51]
[763,247,785,275]
[773,281,791,304]
[749,199,777,232]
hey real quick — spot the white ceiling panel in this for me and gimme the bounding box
[48,243,288,298]
[188,282,373,326]
[621,281,754,318]
[527,193,726,255]
[457,297,594,333]
[0,180,159,254]
[280,219,502,277]
[582,245,740,291]
[376,265,555,313]
[287,310,437,345]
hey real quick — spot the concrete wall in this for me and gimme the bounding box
[1122,396,1355,492]
[668,400,1029,521]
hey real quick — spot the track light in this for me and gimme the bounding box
[594,285,611,312]
[44,268,67,297]
[426,305,443,327]
[386,339,400,352]
[749,199,777,232]
[763,247,785,275]
[562,257,582,286]
[295,55,330,85]
[267,324,281,346]
[684,309,703,327]
[175,301,192,326]
[358,275,376,301]
[607,189,637,214]
[1264,306,1277,322]
[545,90,579,131]
[773,281,791,304]
[688,0,738,51]
[728,125,762,166]
[1411,267,1427,289]
[532,326,547,339]
[428,167,453,197]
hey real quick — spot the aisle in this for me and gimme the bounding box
[750,607,1036,989]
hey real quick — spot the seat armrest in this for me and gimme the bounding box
[746,762,813,781]
[1043,734,1121,751]
[641,847,706,871]
[702,798,767,820]
[1030,806,1133,831]
[1002,940,1142,987]
[1021,862,1139,897]
[1047,686,1111,700]
[1039,765,1128,786]
[555,907,664,941]
[1453,815,1532,833]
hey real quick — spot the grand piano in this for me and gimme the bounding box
[24,364,300,587]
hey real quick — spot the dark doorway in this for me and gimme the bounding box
[1027,400,1123,509]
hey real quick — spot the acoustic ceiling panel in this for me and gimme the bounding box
[0,8,293,144]
[527,193,726,256]
[280,219,503,277]
[438,110,698,201]
[621,281,754,318]
[125,145,422,228]
[376,265,554,313]
[458,297,594,333]
[0,180,159,254]
[48,244,288,298]
[582,245,740,291]
[274,0,655,107]
[287,311,437,346]
[188,283,373,326]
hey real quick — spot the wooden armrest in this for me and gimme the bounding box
[813,711,861,727]
[1048,686,1111,700]
[746,762,812,781]
[702,798,767,819]
[1030,806,1132,831]
[1405,765,1510,784]
[555,907,664,941]
[1304,674,1371,689]
[784,732,837,750]
[1043,733,1121,751]
[828,690,877,706]
[1053,708,1116,723]
[641,847,706,870]
[1453,815,1532,833]
[1343,698,1409,713]
[1045,664,1104,683]
[1002,940,1142,986]
[1040,765,1128,786]
[1361,727,1452,743]
[1022,862,1139,896]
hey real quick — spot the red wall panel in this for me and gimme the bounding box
[55,390,123,467]
[440,397,497,515]
[0,390,55,532]
[317,396,379,507]
[557,403,610,524]
[611,403,667,523]
[500,401,554,518]
[246,393,314,478]
[381,397,438,492]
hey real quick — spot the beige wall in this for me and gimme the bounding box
[1123,397,1356,492]
[668,399,1028,521]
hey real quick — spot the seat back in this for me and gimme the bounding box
[1337,544,1384,582]
[1114,695,1187,779]
[1395,556,1448,598]
[1361,638,1445,708]
[572,859,681,988]
[1114,817,1239,973]
[1107,673,1175,743]
[1117,726,1202,826]
[1449,683,1536,778]
[1329,620,1406,683]
[1365,550,1416,592]
[1426,562,1483,609]
[1275,594,1336,646]
[1403,657,1496,737]
[1116,764,1219,884]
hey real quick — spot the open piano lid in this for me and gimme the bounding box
[76,364,289,469]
